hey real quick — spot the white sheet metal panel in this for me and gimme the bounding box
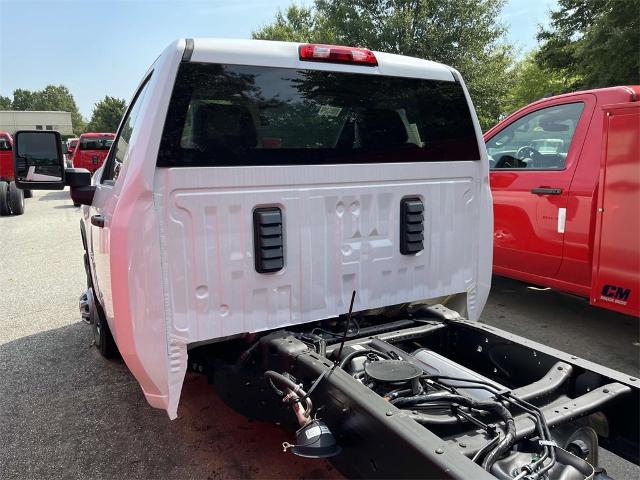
[155,161,489,345]
[190,38,455,82]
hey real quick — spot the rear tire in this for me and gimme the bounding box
[8,181,24,215]
[23,189,33,199]
[82,287,118,358]
[0,181,9,216]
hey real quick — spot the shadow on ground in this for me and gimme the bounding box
[482,276,639,377]
[38,191,71,202]
[0,323,339,480]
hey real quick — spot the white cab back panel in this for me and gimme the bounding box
[155,162,488,344]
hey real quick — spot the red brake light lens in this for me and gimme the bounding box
[299,44,378,66]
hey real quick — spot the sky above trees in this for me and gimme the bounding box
[0,0,556,119]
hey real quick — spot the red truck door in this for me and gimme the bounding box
[590,102,640,316]
[487,95,595,278]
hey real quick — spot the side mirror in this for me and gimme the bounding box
[13,130,65,190]
[67,168,95,206]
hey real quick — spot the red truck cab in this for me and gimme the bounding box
[485,86,640,317]
[0,131,13,180]
[0,130,28,215]
[72,133,115,173]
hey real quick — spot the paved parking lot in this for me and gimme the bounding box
[1,190,638,479]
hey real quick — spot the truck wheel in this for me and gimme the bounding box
[23,189,33,199]
[8,182,25,215]
[0,181,10,216]
[80,288,118,358]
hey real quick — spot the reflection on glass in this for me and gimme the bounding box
[15,132,63,181]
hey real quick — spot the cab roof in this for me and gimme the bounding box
[188,38,456,83]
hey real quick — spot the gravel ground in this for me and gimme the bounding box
[1,190,638,479]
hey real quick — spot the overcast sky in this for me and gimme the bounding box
[0,0,557,118]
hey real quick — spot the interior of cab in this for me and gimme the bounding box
[184,101,416,154]
[487,102,585,170]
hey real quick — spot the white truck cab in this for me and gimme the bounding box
[12,39,637,480]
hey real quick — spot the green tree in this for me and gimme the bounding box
[7,85,86,133]
[10,89,35,111]
[503,51,579,115]
[253,0,514,130]
[537,0,640,89]
[86,96,126,133]
[0,95,11,109]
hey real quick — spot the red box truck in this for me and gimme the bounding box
[485,86,640,317]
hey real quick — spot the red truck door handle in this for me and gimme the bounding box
[531,187,563,195]
[91,214,105,228]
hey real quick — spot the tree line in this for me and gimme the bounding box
[0,86,126,135]
[1,0,638,133]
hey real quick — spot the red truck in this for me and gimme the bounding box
[485,86,640,317]
[72,132,115,173]
[0,131,28,216]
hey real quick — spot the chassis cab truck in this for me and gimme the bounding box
[13,39,639,479]
[485,87,640,317]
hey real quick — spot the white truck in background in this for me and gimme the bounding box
[12,39,638,479]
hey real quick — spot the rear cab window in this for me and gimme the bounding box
[79,136,114,151]
[158,63,480,167]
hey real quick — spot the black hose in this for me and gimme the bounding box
[423,375,555,476]
[264,370,300,395]
[409,412,466,425]
[472,434,501,463]
[337,349,390,369]
[384,388,413,401]
[390,390,451,406]
[394,391,516,471]
[264,370,313,419]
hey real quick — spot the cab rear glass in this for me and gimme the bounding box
[79,137,113,150]
[158,63,480,167]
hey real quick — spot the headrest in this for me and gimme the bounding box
[193,103,257,150]
[359,109,408,149]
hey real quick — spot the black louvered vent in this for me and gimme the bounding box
[400,197,424,255]
[253,207,284,273]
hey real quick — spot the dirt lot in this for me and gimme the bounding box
[1,190,638,479]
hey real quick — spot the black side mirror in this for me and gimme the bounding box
[13,130,65,190]
[67,168,95,206]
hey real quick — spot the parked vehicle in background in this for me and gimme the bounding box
[0,131,27,215]
[11,40,639,479]
[66,137,79,166]
[485,86,640,317]
[72,133,114,173]
[70,133,114,205]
